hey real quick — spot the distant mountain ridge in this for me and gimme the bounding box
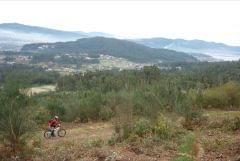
[1,23,240,61]
[0,23,113,50]
[21,37,198,63]
[134,38,240,61]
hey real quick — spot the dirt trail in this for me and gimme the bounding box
[42,122,114,148]
[195,136,204,161]
[40,122,174,161]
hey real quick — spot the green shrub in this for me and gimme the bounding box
[152,113,171,139]
[132,88,163,120]
[133,118,151,137]
[107,136,118,146]
[47,100,65,118]
[202,137,236,151]
[231,117,240,131]
[122,124,133,140]
[183,110,206,130]
[203,89,228,108]
[35,107,50,124]
[202,81,240,109]
[223,116,240,131]
[111,93,134,141]
[85,138,104,148]
[127,133,140,142]
[99,106,114,121]
[0,83,36,153]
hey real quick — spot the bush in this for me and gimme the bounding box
[207,116,240,132]
[35,107,51,124]
[202,81,240,109]
[152,113,171,139]
[47,99,65,118]
[222,116,240,131]
[230,117,240,131]
[203,89,228,108]
[99,106,114,121]
[133,118,151,137]
[182,110,206,130]
[111,93,134,141]
[132,88,163,120]
[113,112,180,143]
[0,82,36,153]
[107,136,118,146]
[85,138,104,148]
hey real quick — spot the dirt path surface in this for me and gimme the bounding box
[195,136,204,161]
[39,122,175,161]
[42,122,114,148]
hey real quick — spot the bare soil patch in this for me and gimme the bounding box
[27,85,56,95]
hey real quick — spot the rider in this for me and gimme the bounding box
[48,116,60,136]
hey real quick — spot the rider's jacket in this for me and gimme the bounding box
[48,118,60,127]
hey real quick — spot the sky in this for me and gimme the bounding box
[0,0,240,46]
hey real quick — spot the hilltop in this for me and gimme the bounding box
[21,37,197,63]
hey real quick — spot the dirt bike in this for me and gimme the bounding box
[44,125,66,139]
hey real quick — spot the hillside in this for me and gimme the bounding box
[21,37,197,63]
[35,112,240,161]
[134,38,240,61]
[1,62,240,161]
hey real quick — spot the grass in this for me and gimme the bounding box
[204,110,240,120]
[4,110,240,160]
[84,138,105,148]
[203,110,240,131]
[178,133,195,154]
[202,134,237,151]
[174,156,193,161]
[173,132,196,161]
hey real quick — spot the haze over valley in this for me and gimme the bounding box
[0,23,240,73]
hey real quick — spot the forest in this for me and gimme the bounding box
[21,37,197,63]
[0,64,59,86]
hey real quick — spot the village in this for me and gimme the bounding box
[0,52,153,74]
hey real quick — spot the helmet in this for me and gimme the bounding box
[54,116,59,119]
